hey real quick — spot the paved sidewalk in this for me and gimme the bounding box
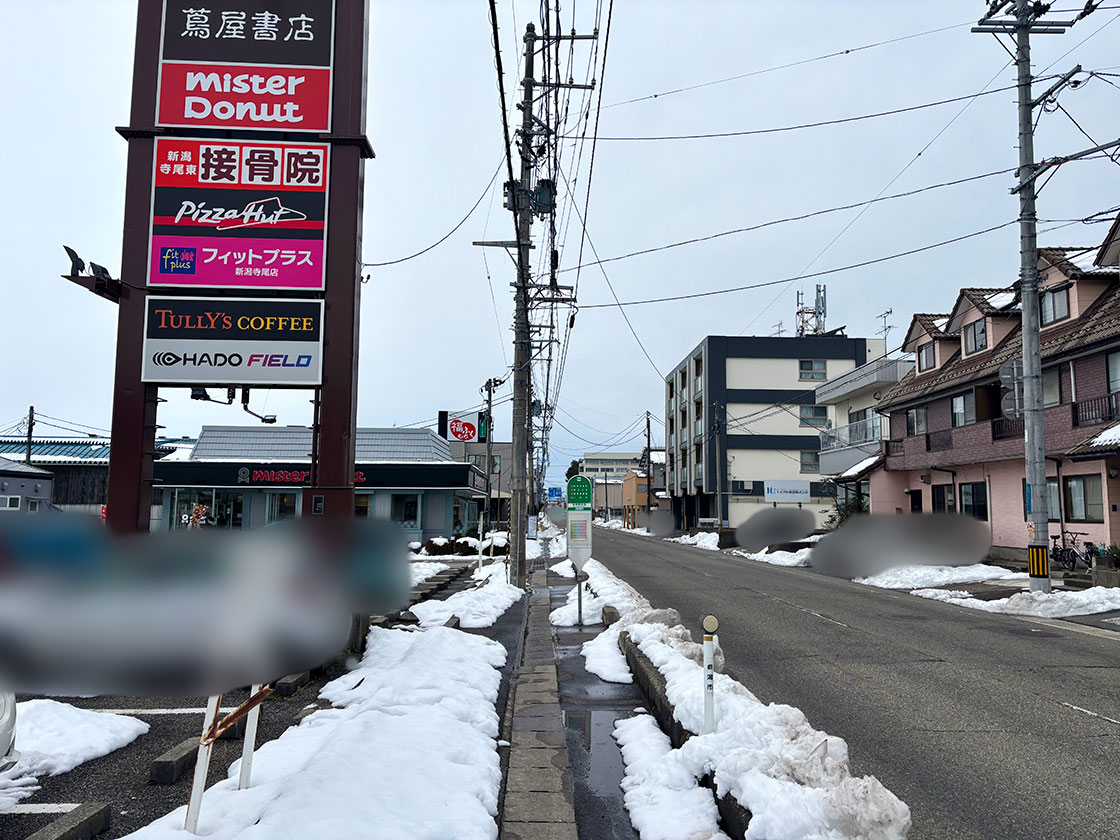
[500,570,577,840]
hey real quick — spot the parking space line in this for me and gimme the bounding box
[0,803,81,815]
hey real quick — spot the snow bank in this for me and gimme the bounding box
[549,559,575,578]
[122,626,507,840]
[526,538,542,561]
[410,563,523,628]
[410,561,450,586]
[1,700,149,810]
[614,714,728,840]
[732,547,813,567]
[913,585,1120,617]
[596,519,652,536]
[855,563,1027,590]
[666,532,721,551]
[549,534,568,558]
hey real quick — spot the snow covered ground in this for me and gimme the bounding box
[854,563,1027,590]
[120,625,508,840]
[731,546,813,567]
[913,585,1120,617]
[549,559,575,578]
[0,701,149,810]
[665,532,720,551]
[550,558,911,839]
[409,562,524,629]
[594,519,652,536]
[410,561,450,586]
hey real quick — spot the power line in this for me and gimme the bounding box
[602,20,973,109]
[580,219,1018,309]
[363,158,504,267]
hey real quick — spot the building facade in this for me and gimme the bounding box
[872,242,1120,561]
[447,440,513,527]
[622,470,649,528]
[580,452,642,481]
[0,458,55,513]
[665,333,884,530]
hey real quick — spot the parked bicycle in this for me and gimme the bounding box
[1049,531,1097,572]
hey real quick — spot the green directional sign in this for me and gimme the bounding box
[567,475,593,511]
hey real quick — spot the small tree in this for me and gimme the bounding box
[565,459,581,480]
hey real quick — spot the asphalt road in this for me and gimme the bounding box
[592,528,1120,840]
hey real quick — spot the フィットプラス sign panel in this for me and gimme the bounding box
[148,137,328,290]
[157,1,335,132]
[142,296,323,386]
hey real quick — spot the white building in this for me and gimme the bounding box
[579,452,642,482]
[665,333,885,530]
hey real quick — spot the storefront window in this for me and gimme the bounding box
[392,493,419,528]
[172,489,215,529]
[213,490,244,529]
[355,495,371,517]
[268,492,298,524]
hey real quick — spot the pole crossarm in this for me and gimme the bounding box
[1013,137,1120,193]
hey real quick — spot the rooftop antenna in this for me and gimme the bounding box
[795,284,827,336]
[877,308,894,344]
[772,321,785,337]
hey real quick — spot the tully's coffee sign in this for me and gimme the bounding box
[157,1,335,132]
[149,137,329,291]
[142,296,323,386]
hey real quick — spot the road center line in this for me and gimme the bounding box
[1059,701,1120,726]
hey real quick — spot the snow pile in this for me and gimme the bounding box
[595,519,652,536]
[626,622,911,840]
[479,531,508,553]
[457,537,480,552]
[410,561,450,586]
[408,541,422,552]
[614,714,729,840]
[410,562,523,628]
[1,700,149,809]
[855,563,1027,590]
[550,533,568,558]
[122,626,507,840]
[666,532,721,551]
[526,538,542,561]
[549,559,575,578]
[732,547,813,567]
[913,585,1120,617]
[429,537,449,547]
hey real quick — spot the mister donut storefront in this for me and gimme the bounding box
[152,426,487,541]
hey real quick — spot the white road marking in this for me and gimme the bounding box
[1060,701,1120,726]
[95,708,238,715]
[0,803,80,815]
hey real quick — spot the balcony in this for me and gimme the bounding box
[668,433,674,448]
[694,418,704,438]
[694,463,704,484]
[991,416,1024,441]
[925,429,952,451]
[694,377,703,394]
[1072,393,1120,427]
[815,357,911,404]
[820,417,882,452]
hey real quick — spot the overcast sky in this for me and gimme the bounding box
[2,1,1119,487]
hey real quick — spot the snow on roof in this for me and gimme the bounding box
[1090,422,1120,448]
[838,453,883,480]
[648,450,666,464]
[986,291,1017,310]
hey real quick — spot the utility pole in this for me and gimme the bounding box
[973,0,1102,592]
[509,23,537,589]
[481,377,500,542]
[645,411,652,522]
[24,406,34,465]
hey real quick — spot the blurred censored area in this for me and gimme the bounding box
[811,513,991,579]
[0,517,409,696]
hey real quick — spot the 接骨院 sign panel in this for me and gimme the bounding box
[142,297,324,386]
[148,138,328,290]
[157,1,335,132]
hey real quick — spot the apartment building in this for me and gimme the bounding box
[580,452,642,481]
[664,333,885,530]
[871,232,1120,562]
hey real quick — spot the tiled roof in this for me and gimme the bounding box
[1040,247,1119,278]
[188,426,454,463]
[914,314,954,339]
[960,287,1014,316]
[879,280,1120,410]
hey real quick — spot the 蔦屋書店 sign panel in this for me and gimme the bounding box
[142,297,323,386]
[148,138,328,290]
[157,1,335,133]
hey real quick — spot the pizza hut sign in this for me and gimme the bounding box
[449,418,477,442]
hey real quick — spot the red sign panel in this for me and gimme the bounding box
[449,419,478,441]
[148,137,329,290]
[157,1,335,133]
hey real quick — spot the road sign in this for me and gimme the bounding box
[567,475,593,511]
[548,487,562,503]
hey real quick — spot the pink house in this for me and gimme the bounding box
[871,223,1120,565]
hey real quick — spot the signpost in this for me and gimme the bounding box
[567,474,593,626]
[548,487,562,504]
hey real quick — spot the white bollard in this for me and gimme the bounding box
[237,684,262,790]
[184,694,222,833]
[702,614,718,735]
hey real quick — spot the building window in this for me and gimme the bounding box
[490,455,502,474]
[1064,474,1103,523]
[1042,368,1060,407]
[1040,286,1070,326]
[951,392,975,427]
[799,359,827,381]
[906,407,927,436]
[800,451,819,473]
[799,405,829,427]
[731,480,747,493]
[391,493,420,528]
[1021,478,1059,521]
[959,482,988,520]
[1108,351,1120,394]
[267,492,297,523]
[0,496,19,511]
[917,342,935,372]
[963,319,987,354]
[28,499,39,513]
[932,484,955,513]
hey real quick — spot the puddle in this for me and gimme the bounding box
[563,709,640,840]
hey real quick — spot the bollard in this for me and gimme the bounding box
[237,684,262,790]
[702,614,718,734]
[577,572,583,627]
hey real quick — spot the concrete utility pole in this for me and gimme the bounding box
[509,23,537,588]
[24,406,34,465]
[973,0,1097,592]
[482,377,500,541]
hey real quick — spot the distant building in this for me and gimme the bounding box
[622,470,649,528]
[0,457,54,513]
[593,480,623,520]
[664,333,884,530]
[447,440,513,527]
[580,452,642,482]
